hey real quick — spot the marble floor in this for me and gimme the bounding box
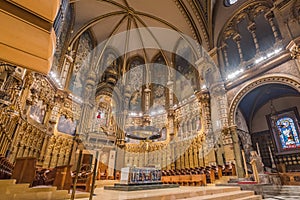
[78,186,257,200]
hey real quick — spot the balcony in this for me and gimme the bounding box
[0,0,60,74]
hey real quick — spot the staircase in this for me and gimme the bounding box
[91,186,262,200]
[173,187,261,200]
[262,185,300,199]
[0,179,69,200]
[176,190,261,200]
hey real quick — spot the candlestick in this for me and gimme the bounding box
[241,150,248,178]
[268,145,276,168]
[256,142,261,157]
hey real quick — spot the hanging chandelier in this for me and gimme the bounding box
[125,115,166,141]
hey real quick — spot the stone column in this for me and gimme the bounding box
[175,142,181,170]
[61,50,74,87]
[230,125,245,178]
[189,146,194,168]
[180,143,185,169]
[219,44,228,77]
[265,11,281,44]
[248,23,260,54]
[40,135,50,163]
[184,145,190,169]
[233,34,244,64]
[193,144,199,168]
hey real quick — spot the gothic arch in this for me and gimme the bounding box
[228,74,300,127]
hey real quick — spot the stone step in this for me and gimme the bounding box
[228,178,250,183]
[264,191,300,197]
[8,189,69,200]
[53,190,69,200]
[67,191,90,199]
[263,185,300,190]
[14,191,54,200]
[0,183,31,194]
[30,186,58,192]
[177,190,255,200]
[0,179,16,185]
[235,195,262,200]
[127,186,242,200]
[263,194,300,199]
[96,179,119,187]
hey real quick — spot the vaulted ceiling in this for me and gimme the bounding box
[69,0,214,52]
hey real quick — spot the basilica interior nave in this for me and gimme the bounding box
[0,0,300,199]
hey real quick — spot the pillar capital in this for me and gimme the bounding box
[264,11,274,21]
[247,23,256,32]
[233,34,242,42]
[195,91,210,104]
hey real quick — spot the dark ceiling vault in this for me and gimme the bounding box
[239,83,300,127]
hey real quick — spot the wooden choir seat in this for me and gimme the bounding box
[161,164,240,186]
[224,164,232,176]
[0,157,14,179]
[171,175,180,184]
[218,165,223,178]
[231,163,236,176]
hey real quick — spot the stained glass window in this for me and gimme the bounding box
[276,117,300,149]
[267,107,300,155]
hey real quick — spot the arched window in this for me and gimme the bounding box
[276,117,300,150]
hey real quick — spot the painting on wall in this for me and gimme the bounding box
[57,114,77,136]
[267,107,300,155]
[30,100,47,124]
